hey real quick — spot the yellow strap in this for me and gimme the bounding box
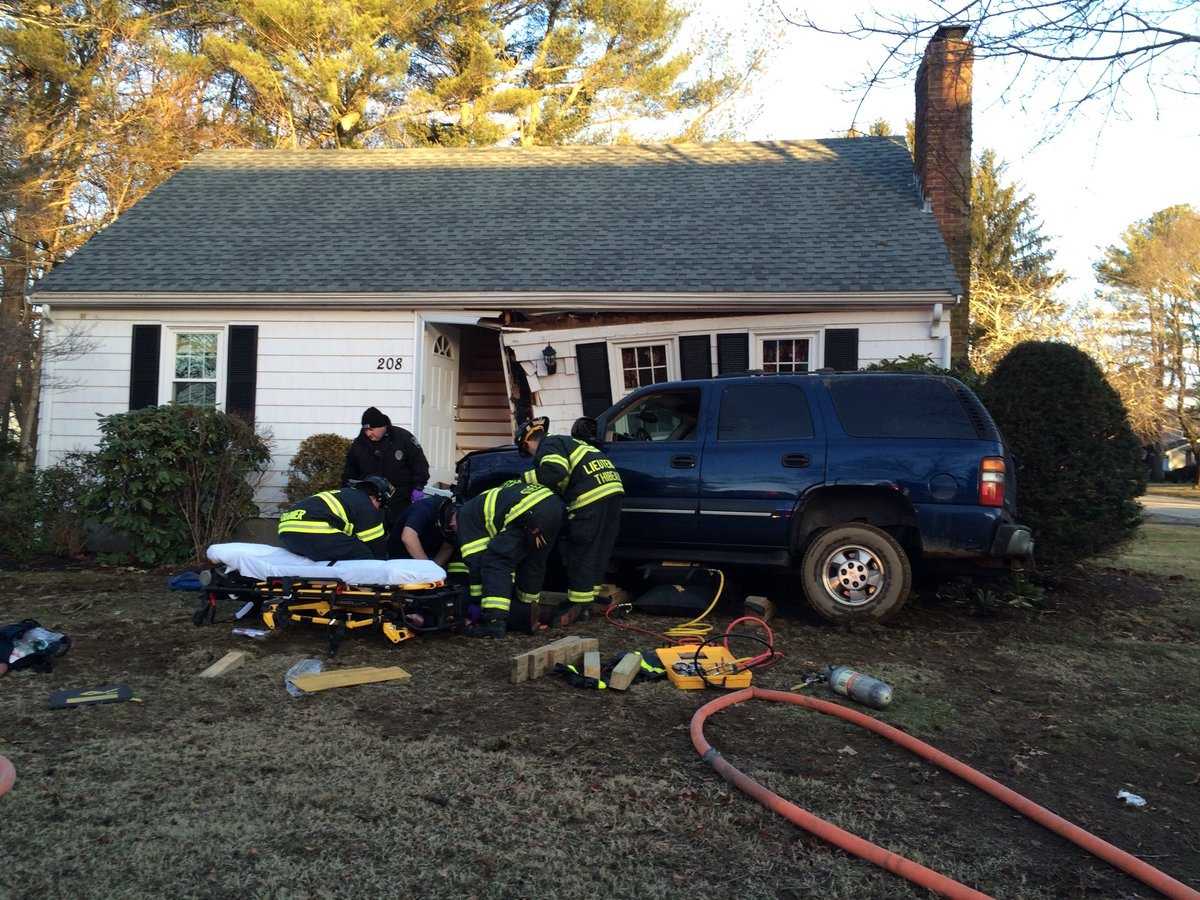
[504,486,554,526]
[317,491,353,535]
[568,480,625,510]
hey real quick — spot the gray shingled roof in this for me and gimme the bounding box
[36,138,962,296]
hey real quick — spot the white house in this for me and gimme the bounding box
[33,29,974,516]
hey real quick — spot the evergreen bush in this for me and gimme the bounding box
[983,341,1144,562]
[862,353,987,394]
[88,405,272,566]
[285,433,352,503]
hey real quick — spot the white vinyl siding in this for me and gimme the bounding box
[38,308,418,514]
[503,307,948,428]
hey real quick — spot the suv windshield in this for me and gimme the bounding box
[608,390,700,442]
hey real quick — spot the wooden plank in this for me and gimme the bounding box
[510,636,580,684]
[583,651,601,681]
[291,666,410,693]
[198,651,249,679]
[744,595,776,622]
[609,653,642,691]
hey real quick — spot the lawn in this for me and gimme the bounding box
[1145,482,1200,501]
[1,531,1198,899]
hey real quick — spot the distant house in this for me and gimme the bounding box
[33,28,974,514]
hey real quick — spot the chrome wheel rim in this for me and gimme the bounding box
[821,544,885,608]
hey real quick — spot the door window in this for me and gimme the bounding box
[761,337,811,373]
[172,332,219,406]
[608,390,700,442]
[718,384,814,441]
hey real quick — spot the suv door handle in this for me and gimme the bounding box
[670,454,696,469]
[782,453,810,468]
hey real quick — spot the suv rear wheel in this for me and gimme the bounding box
[800,524,912,622]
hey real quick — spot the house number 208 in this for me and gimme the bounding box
[377,357,404,370]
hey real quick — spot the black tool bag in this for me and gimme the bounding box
[1,619,71,674]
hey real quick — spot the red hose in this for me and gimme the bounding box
[691,687,1199,900]
[0,755,14,799]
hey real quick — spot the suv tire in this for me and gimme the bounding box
[800,524,912,622]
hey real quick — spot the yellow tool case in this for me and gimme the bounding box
[656,644,754,690]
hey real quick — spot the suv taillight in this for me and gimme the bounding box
[979,457,1005,507]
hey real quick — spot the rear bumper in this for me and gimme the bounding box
[915,505,1033,561]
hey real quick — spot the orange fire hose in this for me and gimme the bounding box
[690,687,1200,900]
[0,755,14,800]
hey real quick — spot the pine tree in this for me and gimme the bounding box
[970,150,1059,290]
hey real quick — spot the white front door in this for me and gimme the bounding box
[421,324,460,486]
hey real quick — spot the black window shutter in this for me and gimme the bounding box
[678,335,712,380]
[128,324,161,410]
[226,325,259,425]
[575,342,612,417]
[717,333,749,374]
[824,328,859,372]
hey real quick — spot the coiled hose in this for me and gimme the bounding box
[690,687,1199,900]
[0,755,14,799]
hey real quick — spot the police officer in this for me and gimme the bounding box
[458,480,564,638]
[342,406,429,537]
[277,476,393,561]
[517,416,624,613]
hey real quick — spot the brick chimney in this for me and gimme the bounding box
[914,25,973,362]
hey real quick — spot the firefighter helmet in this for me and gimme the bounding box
[513,416,549,456]
[352,475,396,506]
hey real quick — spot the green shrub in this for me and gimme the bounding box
[0,451,98,564]
[0,461,41,564]
[983,341,1144,562]
[285,433,352,503]
[89,405,272,566]
[863,353,986,394]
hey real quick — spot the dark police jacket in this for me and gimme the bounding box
[342,416,430,502]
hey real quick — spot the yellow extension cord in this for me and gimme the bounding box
[661,565,725,641]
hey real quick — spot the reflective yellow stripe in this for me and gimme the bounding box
[540,453,569,470]
[568,589,594,603]
[447,562,468,574]
[484,487,500,537]
[518,591,540,604]
[522,469,537,485]
[567,480,624,510]
[504,486,554,526]
[460,537,489,558]
[317,491,353,535]
[567,441,594,469]
[481,596,510,611]
[278,521,342,535]
[357,524,384,542]
[469,584,483,597]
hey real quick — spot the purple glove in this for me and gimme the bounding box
[411,489,425,502]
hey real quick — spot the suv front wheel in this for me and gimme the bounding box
[800,524,912,622]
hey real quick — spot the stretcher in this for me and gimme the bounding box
[197,543,465,654]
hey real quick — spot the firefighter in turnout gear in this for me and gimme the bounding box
[517,416,624,612]
[277,476,393,561]
[458,480,564,638]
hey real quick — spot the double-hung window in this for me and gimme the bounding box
[618,343,670,390]
[169,330,221,406]
[760,336,812,374]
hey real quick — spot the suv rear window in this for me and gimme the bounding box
[718,383,814,441]
[829,377,978,439]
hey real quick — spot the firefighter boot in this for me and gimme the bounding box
[465,615,506,639]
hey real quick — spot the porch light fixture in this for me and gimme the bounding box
[542,343,558,375]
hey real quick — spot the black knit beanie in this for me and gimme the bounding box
[361,407,389,428]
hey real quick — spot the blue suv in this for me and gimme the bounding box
[455,373,1033,622]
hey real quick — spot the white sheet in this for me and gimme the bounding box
[207,542,446,586]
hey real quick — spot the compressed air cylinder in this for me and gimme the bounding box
[827,666,894,709]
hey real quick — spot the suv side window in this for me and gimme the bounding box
[718,383,814,441]
[829,377,978,439]
[608,390,701,442]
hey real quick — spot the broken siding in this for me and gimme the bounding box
[39,308,418,514]
[503,308,946,427]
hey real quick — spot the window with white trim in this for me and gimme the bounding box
[761,337,811,374]
[170,331,220,406]
[619,343,670,390]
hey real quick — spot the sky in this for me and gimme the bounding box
[680,1,1200,302]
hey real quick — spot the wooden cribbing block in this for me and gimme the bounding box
[744,595,775,622]
[509,636,601,684]
[597,584,632,606]
[609,652,642,691]
[198,650,249,679]
[291,666,410,693]
[583,651,601,681]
